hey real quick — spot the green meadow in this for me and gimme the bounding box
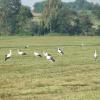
[0,36,100,100]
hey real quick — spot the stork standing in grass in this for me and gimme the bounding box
[57,48,64,55]
[34,51,42,57]
[18,50,27,55]
[5,50,12,61]
[46,53,55,62]
[94,50,97,61]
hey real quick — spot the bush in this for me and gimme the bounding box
[95,26,100,36]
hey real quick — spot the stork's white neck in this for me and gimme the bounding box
[9,50,12,54]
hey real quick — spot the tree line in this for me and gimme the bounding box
[0,0,33,35]
[0,0,100,36]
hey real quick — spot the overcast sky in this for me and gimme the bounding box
[21,0,100,9]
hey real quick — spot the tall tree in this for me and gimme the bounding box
[0,0,21,35]
[78,12,93,35]
[17,5,33,35]
[92,4,100,19]
[41,0,81,35]
[42,0,62,33]
[34,2,45,13]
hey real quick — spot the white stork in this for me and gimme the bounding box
[5,50,12,61]
[57,48,64,55]
[94,50,97,61]
[34,51,42,57]
[18,50,27,55]
[46,53,55,62]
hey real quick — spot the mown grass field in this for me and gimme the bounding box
[0,36,100,100]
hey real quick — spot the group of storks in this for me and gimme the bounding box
[4,44,98,62]
[5,47,64,62]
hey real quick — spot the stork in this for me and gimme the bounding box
[57,48,64,55]
[94,50,97,61]
[34,51,42,57]
[18,50,27,55]
[46,53,55,62]
[5,50,12,61]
